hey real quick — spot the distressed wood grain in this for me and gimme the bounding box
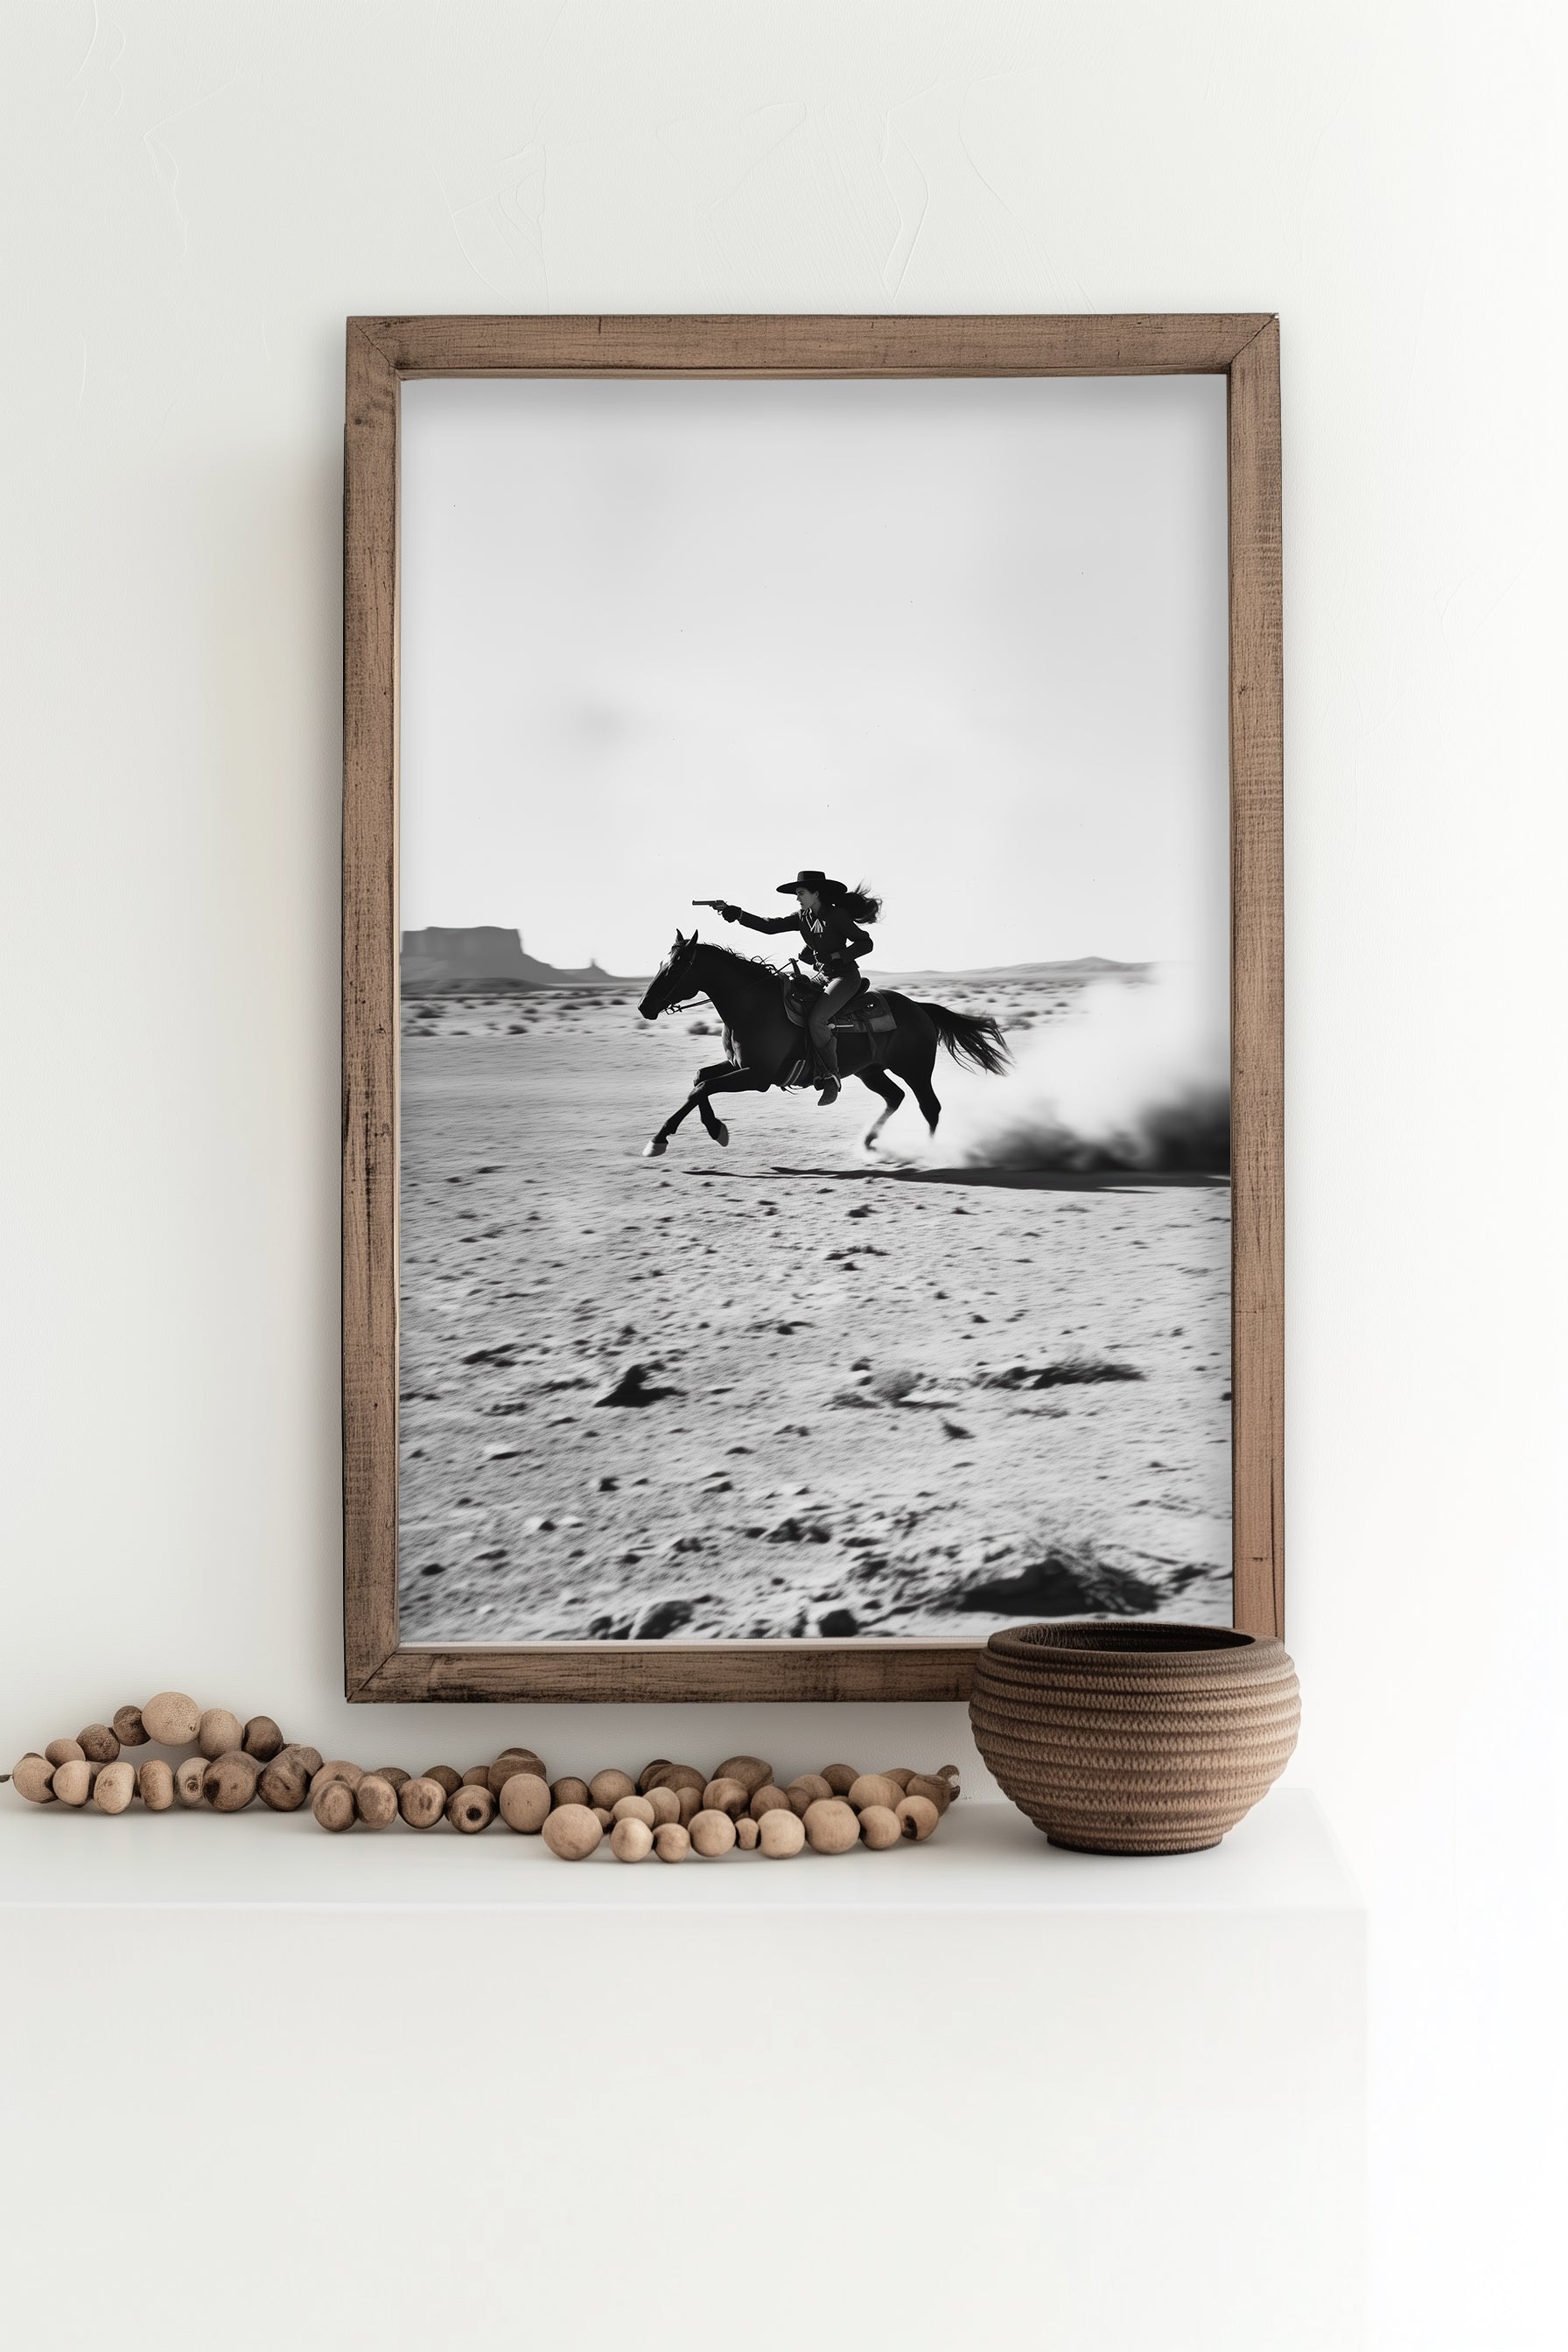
[354,312,1274,380]
[342,324,401,1693]
[1226,320,1286,1641]
[342,312,1286,1699]
[354,1645,979,1705]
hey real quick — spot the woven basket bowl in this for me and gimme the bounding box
[969,1621,1300,1854]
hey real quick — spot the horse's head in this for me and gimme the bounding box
[639,931,701,1021]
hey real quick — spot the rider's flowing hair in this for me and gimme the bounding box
[826,878,882,925]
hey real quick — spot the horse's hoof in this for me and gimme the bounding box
[642,1136,668,1158]
[711,1121,730,1147]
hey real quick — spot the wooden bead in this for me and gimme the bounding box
[45,1738,85,1768]
[12,1754,56,1803]
[587,1768,636,1810]
[937,1764,962,1797]
[487,1754,546,1796]
[592,1806,614,1832]
[399,1777,448,1830]
[878,1768,915,1792]
[550,1777,591,1810]
[712,1754,774,1797]
[112,1706,148,1748]
[94,1760,136,1814]
[279,1744,324,1780]
[612,1794,655,1828]
[636,1758,673,1792]
[173,1754,207,1807]
[498,1773,551,1834]
[759,1809,807,1858]
[821,1763,858,1796]
[423,1765,462,1797]
[610,1816,654,1863]
[644,1786,681,1827]
[137,1759,175,1811]
[897,1796,939,1842]
[847,1774,904,1814]
[355,1774,398,1829]
[905,1774,951,1815]
[78,1724,121,1764]
[735,1816,760,1850]
[787,1774,833,1816]
[652,1823,691,1863]
[242,1716,285,1761]
[702,1778,747,1818]
[199,1709,245,1760]
[448,1785,496,1833]
[676,1786,703,1825]
[802,1798,859,1854]
[749,1784,793,1820]
[372,1766,410,1794]
[142,1692,200,1747]
[205,1753,262,1811]
[312,1760,363,1794]
[689,1809,738,1858]
[858,1804,902,1851]
[542,1802,602,1860]
[312,1780,356,1832]
[461,1765,493,1788]
[642,1762,707,1796]
[52,1760,91,1806]
[256,1759,310,1813]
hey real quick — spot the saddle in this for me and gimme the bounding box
[780,969,897,1036]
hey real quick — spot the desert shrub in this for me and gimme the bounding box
[948,1540,1164,1617]
[976,1355,1143,1391]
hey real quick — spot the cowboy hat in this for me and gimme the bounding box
[775,868,846,896]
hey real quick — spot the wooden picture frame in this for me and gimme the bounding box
[343,312,1283,1704]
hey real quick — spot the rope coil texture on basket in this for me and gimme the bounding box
[969,1623,1300,1854]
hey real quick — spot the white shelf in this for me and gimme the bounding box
[1,1786,1363,2352]
[0,1785,1356,1912]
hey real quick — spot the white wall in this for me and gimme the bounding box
[3,6,1562,2345]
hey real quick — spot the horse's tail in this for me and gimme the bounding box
[924,1003,1012,1075]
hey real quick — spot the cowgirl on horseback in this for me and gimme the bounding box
[712,869,880,1106]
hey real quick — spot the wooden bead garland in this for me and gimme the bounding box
[312,1780,355,1832]
[498,1773,551,1834]
[400,1776,448,1830]
[542,1802,601,1860]
[6,1704,962,1867]
[355,1774,399,1829]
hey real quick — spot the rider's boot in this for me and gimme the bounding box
[815,1025,841,1106]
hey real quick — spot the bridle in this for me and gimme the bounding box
[654,937,704,1015]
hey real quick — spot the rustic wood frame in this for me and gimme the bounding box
[344,313,1284,1704]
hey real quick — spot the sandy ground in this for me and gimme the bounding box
[397,978,1232,1642]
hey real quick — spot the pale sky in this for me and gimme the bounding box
[399,374,1228,978]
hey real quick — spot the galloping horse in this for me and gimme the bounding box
[636,934,1010,1158]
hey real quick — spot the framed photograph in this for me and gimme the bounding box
[343,314,1282,1704]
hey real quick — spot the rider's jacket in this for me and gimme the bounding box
[731,905,873,981]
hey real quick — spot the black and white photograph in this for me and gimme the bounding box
[396,374,1233,1646]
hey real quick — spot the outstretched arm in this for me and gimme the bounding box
[718,905,803,936]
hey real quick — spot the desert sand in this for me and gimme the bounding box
[396,974,1231,1642]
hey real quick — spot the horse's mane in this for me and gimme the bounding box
[693,937,789,976]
